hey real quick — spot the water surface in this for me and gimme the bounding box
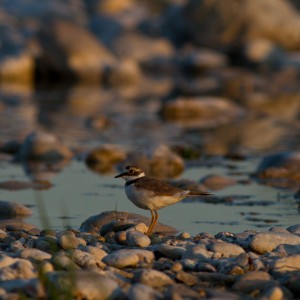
[0,158,298,235]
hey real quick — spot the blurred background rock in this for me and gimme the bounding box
[1,0,300,178]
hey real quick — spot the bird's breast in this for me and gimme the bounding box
[125,184,151,210]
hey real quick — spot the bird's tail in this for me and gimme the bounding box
[188,190,212,196]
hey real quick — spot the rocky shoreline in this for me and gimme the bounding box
[0,212,299,299]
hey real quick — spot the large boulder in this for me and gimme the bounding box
[80,211,178,235]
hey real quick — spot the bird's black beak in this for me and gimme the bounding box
[114,172,124,178]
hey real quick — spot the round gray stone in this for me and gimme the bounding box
[208,241,245,257]
[126,230,151,248]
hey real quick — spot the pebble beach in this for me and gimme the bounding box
[0,212,299,299]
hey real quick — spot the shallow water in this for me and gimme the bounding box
[0,158,298,235]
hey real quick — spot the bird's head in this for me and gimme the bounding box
[114,166,145,181]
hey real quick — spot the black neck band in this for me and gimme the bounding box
[125,178,140,186]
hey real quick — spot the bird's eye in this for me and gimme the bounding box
[129,169,134,174]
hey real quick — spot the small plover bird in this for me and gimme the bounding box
[115,166,211,235]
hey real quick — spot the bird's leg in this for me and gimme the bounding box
[146,209,155,235]
[152,210,159,232]
[147,210,159,235]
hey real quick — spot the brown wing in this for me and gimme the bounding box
[134,176,185,196]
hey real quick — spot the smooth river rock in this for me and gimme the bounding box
[102,249,154,268]
[271,254,300,272]
[156,243,186,260]
[250,231,300,253]
[133,269,174,288]
[126,230,151,248]
[18,248,51,261]
[207,242,245,257]
[182,244,213,261]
